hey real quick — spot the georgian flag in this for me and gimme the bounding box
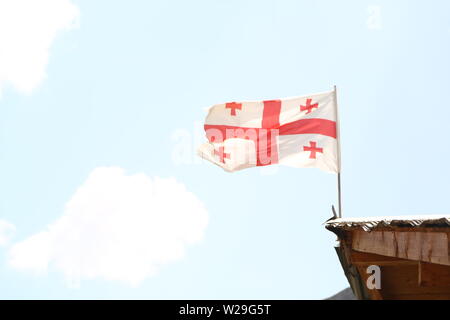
[197,90,341,173]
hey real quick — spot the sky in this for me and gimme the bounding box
[0,0,450,299]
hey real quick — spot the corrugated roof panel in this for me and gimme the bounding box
[325,215,450,231]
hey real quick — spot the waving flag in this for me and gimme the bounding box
[197,89,341,173]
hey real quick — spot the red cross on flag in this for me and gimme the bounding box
[197,89,341,173]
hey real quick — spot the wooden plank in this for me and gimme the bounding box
[349,249,450,299]
[418,261,422,286]
[352,230,450,266]
[337,239,371,300]
[350,251,417,266]
[356,265,383,300]
[379,264,450,296]
[418,261,450,287]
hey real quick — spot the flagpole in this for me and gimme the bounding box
[334,85,342,218]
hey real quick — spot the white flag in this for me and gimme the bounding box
[198,90,340,173]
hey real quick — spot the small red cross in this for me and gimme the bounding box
[226,102,242,116]
[300,98,318,114]
[214,146,230,163]
[303,141,323,159]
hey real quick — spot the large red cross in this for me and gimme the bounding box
[205,100,336,166]
[303,141,323,159]
[226,102,242,116]
[300,98,318,114]
[214,146,230,163]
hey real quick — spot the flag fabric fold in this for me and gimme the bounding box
[197,90,340,173]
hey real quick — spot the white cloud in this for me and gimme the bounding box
[367,5,382,31]
[8,167,209,287]
[0,0,79,94]
[0,220,15,246]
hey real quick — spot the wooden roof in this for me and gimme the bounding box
[326,215,450,232]
[326,215,450,300]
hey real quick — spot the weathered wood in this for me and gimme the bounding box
[377,264,450,297]
[347,248,450,299]
[336,240,371,300]
[350,251,417,266]
[355,265,382,300]
[418,261,450,287]
[418,261,422,286]
[331,228,450,299]
[352,230,450,266]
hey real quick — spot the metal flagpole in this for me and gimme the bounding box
[334,85,342,218]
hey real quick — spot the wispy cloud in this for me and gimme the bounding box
[0,220,15,247]
[0,0,79,95]
[8,167,208,287]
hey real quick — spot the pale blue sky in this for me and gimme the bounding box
[1,0,450,299]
